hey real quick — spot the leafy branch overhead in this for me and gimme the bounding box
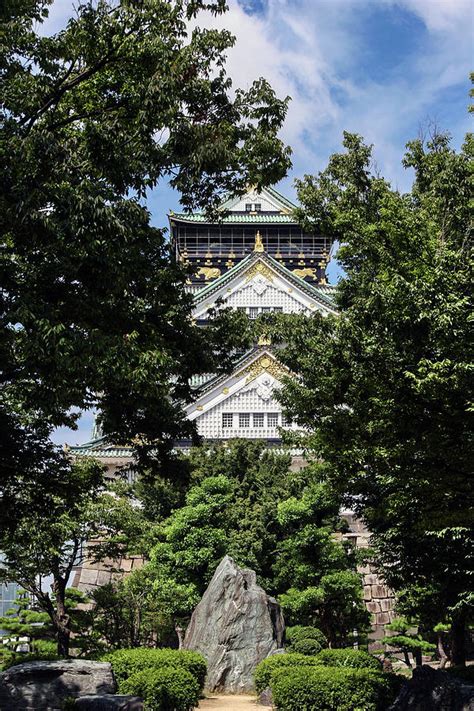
[1,0,290,447]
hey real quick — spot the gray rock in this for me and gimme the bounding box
[388,665,474,711]
[258,687,273,706]
[0,659,116,710]
[184,555,285,693]
[75,695,143,710]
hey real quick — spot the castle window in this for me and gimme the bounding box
[222,413,233,428]
[254,203,261,212]
[253,413,264,428]
[248,307,259,320]
[239,413,250,428]
[267,413,279,427]
[245,203,252,212]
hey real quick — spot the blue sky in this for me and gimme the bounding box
[47,0,473,445]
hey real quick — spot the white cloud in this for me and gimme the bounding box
[195,0,472,191]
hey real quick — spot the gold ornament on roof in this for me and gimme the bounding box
[197,266,221,280]
[254,230,265,252]
[258,334,272,346]
[237,353,287,384]
[244,260,274,283]
[294,267,316,279]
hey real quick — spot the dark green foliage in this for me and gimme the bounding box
[120,666,200,711]
[253,653,321,694]
[1,0,290,455]
[0,589,93,669]
[141,441,366,645]
[270,666,397,711]
[292,638,324,656]
[315,648,382,671]
[0,458,144,657]
[280,129,473,663]
[84,570,197,654]
[286,626,328,648]
[384,617,435,667]
[279,571,371,647]
[103,648,207,691]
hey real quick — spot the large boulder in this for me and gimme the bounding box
[388,665,474,711]
[75,696,143,710]
[0,659,116,710]
[184,555,284,693]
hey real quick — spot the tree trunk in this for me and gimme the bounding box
[175,624,184,650]
[414,647,422,667]
[437,632,449,669]
[53,578,71,658]
[57,625,71,658]
[450,614,466,667]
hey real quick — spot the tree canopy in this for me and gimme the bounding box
[1,0,290,450]
[276,129,473,663]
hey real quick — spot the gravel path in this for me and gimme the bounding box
[198,694,259,710]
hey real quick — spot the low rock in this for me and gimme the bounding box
[75,695,143,710]
[0,659,115,710]
[388,665,474,711]
[184,555,285,693]
[258,687,273,706]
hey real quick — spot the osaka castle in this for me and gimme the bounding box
[70,185,337,469]
[70,186,395,641]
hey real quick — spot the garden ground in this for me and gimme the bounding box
[199,694,258,710]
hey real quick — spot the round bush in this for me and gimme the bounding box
[121,666,200,711]
[286,626,327,649]
[292,638,323,656]
[315,647,382,671]
[254,653,321,694]
[102,648,207,690]
[270,666,396,711]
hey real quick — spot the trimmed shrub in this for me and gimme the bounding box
[121,666,200,711]
[270,666,396,711]
[102,648,207,690]
[254,653,321,694]
[286,626,327,649]
[315,647,382,671]
[292,638,324,656]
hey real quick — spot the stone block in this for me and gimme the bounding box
[368,625,386,641]
[372,584,389,599]
[380,598,394,612]
[364,574,378,585]
[367,601,381,614]
[97,570,113,586]
[80,569,99,586]
[363,585,372,601]
[376,612,391,625]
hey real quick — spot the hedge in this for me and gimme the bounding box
[286,626,327,649]
[315,647,382,671]
[292,638,324,656]
[121,666,200,711]
[270,666,397,711]
[254,653,321,694]
[102,648,207,690]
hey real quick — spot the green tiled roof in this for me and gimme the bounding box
[69,437,133,459]
[193,251,338,311]
[171,212,296,224]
